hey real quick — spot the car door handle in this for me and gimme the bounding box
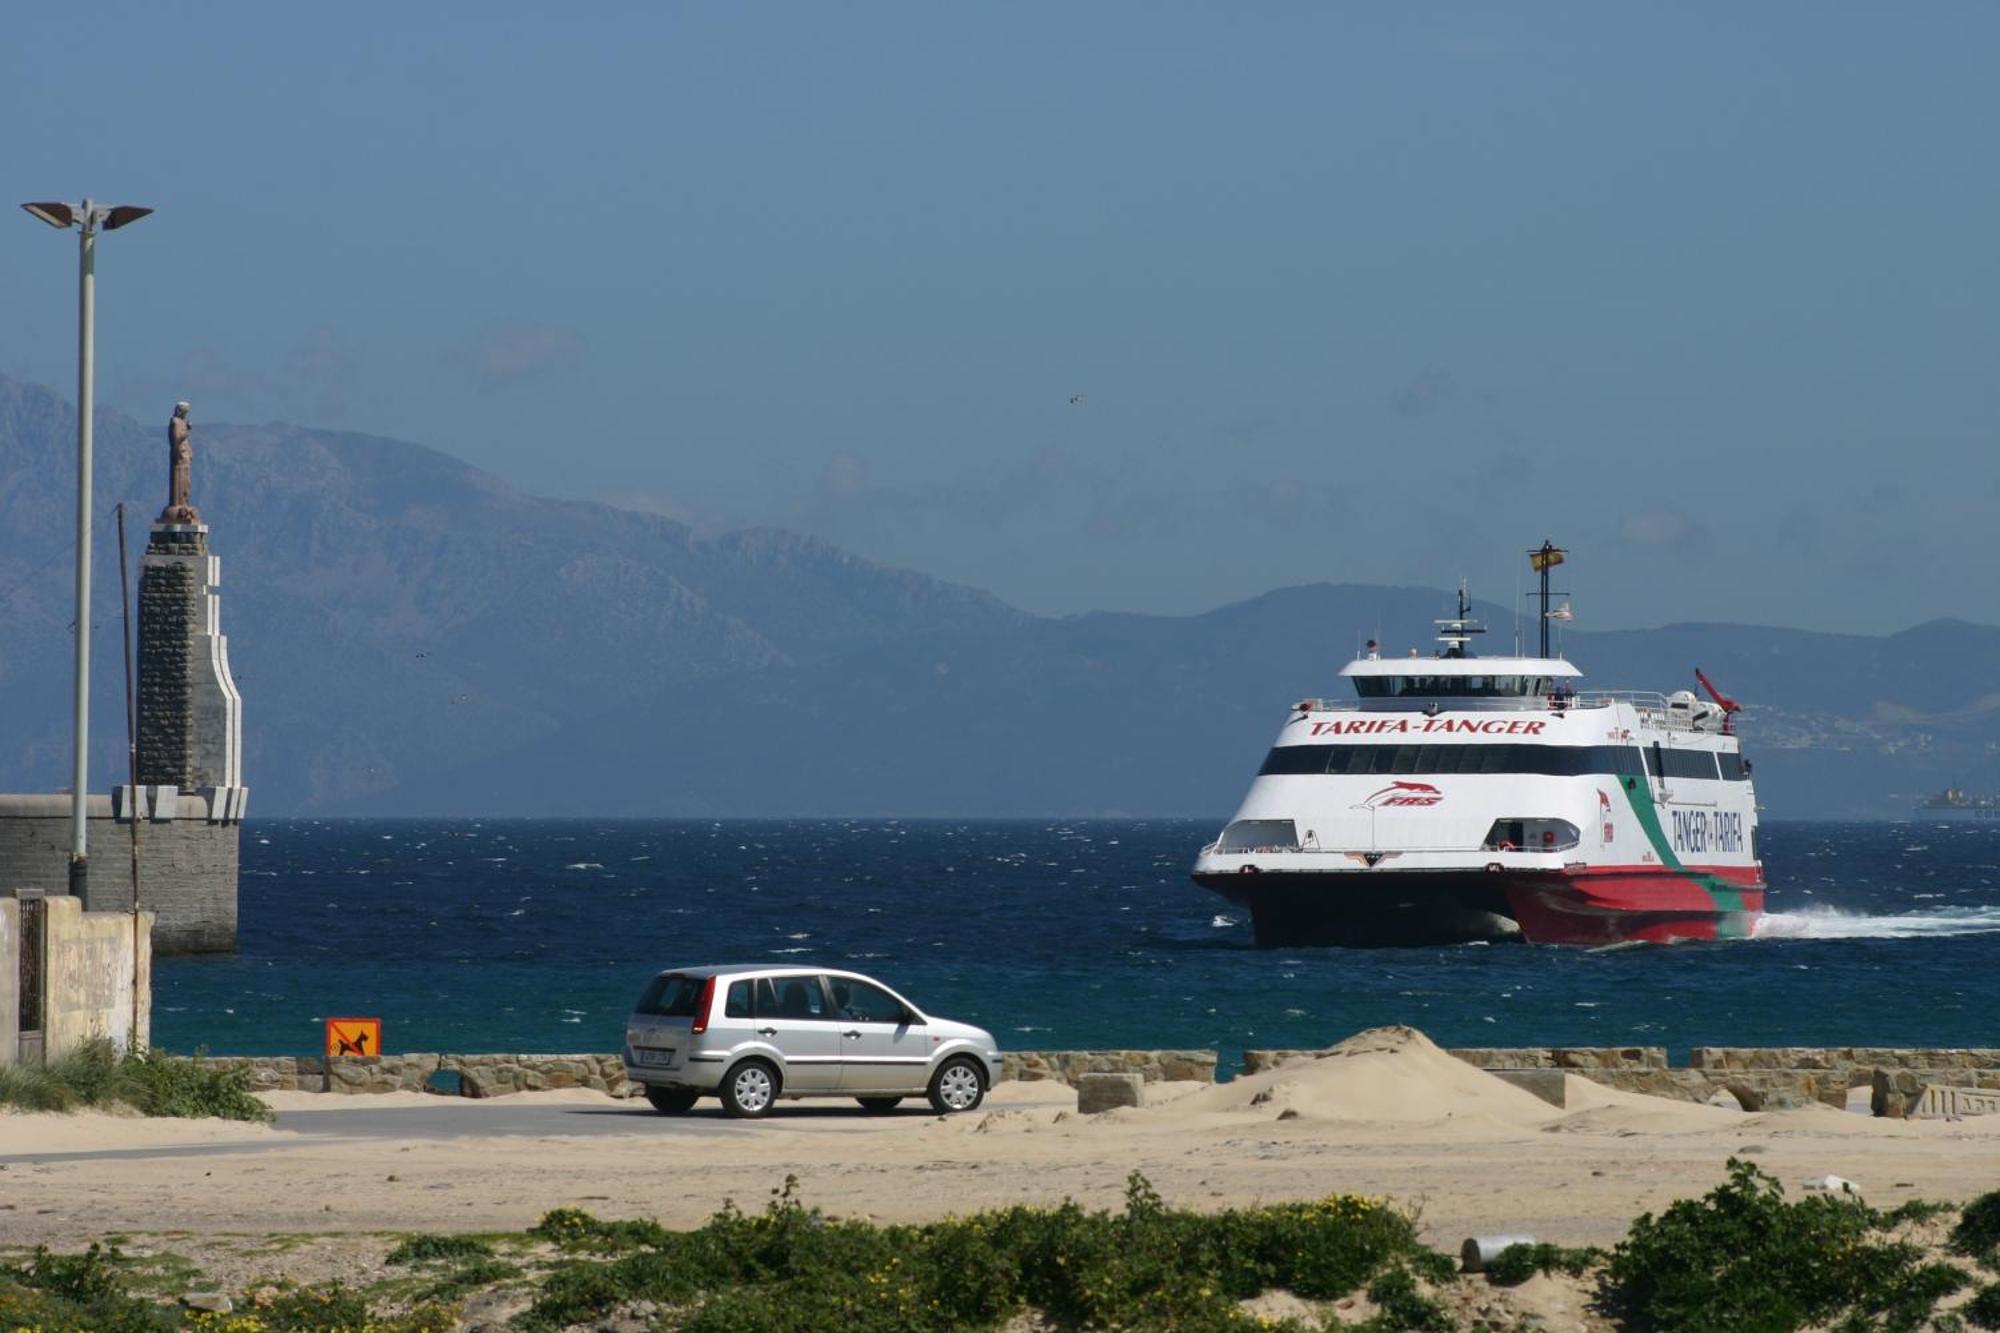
[843,1030,862,1039]
[756,1027,777,1037]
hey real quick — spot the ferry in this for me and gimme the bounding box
[1193,545,1764,947]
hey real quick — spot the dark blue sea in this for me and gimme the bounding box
[153,820,2000,1064]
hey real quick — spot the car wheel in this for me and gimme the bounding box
[720,1059,780,1118]
[644,1087,700,1115]
[855,1096,903,1113]
[927,1057,987,1114]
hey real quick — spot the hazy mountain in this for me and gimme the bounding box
[3,374,1991,820]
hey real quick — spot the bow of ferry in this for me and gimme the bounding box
[1192,559,1763,948]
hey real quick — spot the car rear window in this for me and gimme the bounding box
[634,973,705,1017]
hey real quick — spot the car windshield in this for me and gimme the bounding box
[634,973,705,1017]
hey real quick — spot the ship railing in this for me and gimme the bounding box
[1200,840,1576,856]
[1574,690,1713,733]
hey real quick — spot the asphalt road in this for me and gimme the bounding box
[1,1090,1070,1165]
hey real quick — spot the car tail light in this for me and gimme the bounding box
[690,976,717,1034]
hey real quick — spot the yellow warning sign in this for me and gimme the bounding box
[325,1017,382,1059]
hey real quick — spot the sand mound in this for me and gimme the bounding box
[1174,1026,1561,1128]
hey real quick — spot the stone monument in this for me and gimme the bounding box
[138,403,246,814]
[1,400,246,953]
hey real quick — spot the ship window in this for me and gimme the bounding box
[1218,819,1299,852]
[1258,746,1329,775]
[1257,744,1648,778]
[1351,674,1562,699]
[1662,750,1721,781]
[1718,752,1749,781]
[1482,818,1581,852]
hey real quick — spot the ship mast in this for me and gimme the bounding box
[1528,541,1568,658]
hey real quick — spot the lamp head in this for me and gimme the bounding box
[21,202,76,229]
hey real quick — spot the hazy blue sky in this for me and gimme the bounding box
[4,5,1994,632]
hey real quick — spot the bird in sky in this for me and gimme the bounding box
[1068,394,1084,405]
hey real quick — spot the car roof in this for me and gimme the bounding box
[650,964,882,982]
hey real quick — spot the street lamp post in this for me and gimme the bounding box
[20,199,153,896]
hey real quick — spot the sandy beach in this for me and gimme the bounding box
[5,1029,1996,1259]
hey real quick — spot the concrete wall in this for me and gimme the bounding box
[42,896,152,1057]
[0,899,16,1061]
[0,793,237,954]
[0,895,152,1066]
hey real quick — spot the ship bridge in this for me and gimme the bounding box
[1338,655,1581,700]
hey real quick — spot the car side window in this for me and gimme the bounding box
[724,980,752,1019]
[827,976,909,1024]
[758,975,829,1020]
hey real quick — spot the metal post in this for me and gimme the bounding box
[69,203,98,898]
[117,502,145,1051]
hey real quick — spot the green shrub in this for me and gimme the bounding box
[414,1257,520,1303]
[122,1047,273,1123]
[14,1243,126,1304]
[1483,1241,1602,1287]
[384,1233,495,1265]
[0,1040,271,1123]
[1956,1191,2000,1267]
[1966,1282,2000,1330]
[1365,1265,1454,1331]
[1607,1158,1966,1332]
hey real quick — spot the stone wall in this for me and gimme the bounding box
[1003,1050,1218,1085]
[0,794,238,954]
[183,1046,2000,1117]
[198,1053,639,1098]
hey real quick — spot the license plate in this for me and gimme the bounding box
[635,1047,677,1069]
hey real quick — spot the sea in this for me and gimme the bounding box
[154,819,2000,1065]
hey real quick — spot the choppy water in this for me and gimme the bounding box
[152,820,2000,1062]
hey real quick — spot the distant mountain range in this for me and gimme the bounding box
[4,374,1993,820]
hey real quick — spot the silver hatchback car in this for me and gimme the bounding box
[622,965,1003,1118]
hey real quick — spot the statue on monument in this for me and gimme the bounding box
[162,400,202,524]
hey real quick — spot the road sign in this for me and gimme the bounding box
[325,1017,382,1059]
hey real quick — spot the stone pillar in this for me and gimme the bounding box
[137,522,247,820]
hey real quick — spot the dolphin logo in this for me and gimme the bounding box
[1358,780,1444,808]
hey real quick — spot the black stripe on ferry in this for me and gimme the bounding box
[1259,744,1749,781]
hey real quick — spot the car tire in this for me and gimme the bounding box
[644,1087,700,1115]
[855,1096,903,1113]
[720,1059,780,1119]
[926,1057,987,1115]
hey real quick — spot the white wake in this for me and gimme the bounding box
[1753,905,2000,940]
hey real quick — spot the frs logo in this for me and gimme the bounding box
[1358,781,1443,808]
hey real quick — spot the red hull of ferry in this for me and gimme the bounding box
[1503,865,1764,946]
[1201,864,1764,947]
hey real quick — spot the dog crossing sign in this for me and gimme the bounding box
[325,1017,382,1059]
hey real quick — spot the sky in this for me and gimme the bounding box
[3,4,1995,633]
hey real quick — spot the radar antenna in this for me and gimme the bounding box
[1434,581,1486,659]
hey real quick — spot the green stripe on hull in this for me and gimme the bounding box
[1614,777,1754,938]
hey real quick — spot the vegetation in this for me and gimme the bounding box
[382,1234,495,1266]
[526,1172,1447,1330]
[0,1038,271,1123]
[1606,1158,1967,1332]
[4,1166,1995,1330]
[1954,1190,2000,1268]
[1481,1241,1603,1287]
